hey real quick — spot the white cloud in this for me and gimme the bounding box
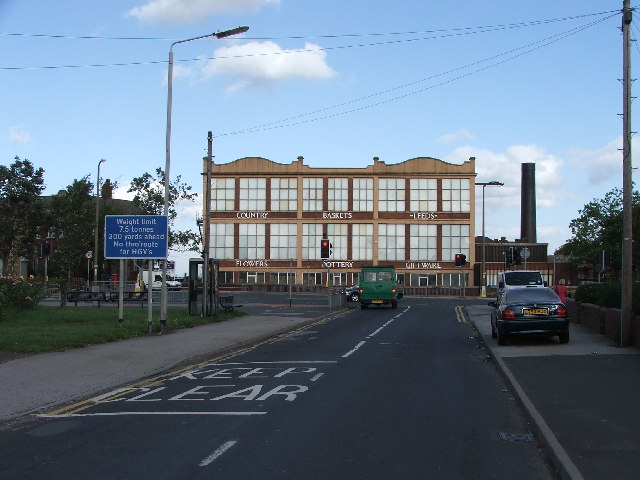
[568,138,621,186]
[128,0,279,24]
[448,143,563,210]
[435,129,475,144]
[202,41,337,91]
[9,125,31,145]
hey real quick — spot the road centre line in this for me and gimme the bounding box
[343,341,366,358]
[200,440,238,467]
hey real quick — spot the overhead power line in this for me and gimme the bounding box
[0,10,619,71]
[217,13,617,137]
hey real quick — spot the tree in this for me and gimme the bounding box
[48,178,95,305]
[0,157,45,275]
[558,187,640,276]
[128,168,199,253]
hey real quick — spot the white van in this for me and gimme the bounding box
[143,274,182,291]
[497,270,545,300]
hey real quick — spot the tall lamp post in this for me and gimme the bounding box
[476,181,503,290]
[94,158,106,287]
[162,26,249,332]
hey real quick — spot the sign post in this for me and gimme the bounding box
[104,215,168,330]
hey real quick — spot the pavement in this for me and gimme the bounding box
[1,301,639,480]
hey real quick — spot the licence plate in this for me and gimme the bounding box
[523,308,549,315]
[372,300,384,304]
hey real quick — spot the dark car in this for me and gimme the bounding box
[342,285,360,302]
[488,286,569,346]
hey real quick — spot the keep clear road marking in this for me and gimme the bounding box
[199,440,238,467]
[342,306,410,358]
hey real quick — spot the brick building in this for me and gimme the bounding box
[203,155,477,288]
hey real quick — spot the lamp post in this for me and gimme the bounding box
[94,158,106,287]
[162,26,249,332]
[476,181,503,290]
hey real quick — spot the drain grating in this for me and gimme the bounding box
[499,432,535,443]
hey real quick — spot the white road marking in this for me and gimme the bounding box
[39,411,267,418]
[199,440,238,467]
[342,340,366,358]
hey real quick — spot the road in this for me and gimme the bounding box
[0,298,558,479]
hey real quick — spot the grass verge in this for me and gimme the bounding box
[0,305,245,354]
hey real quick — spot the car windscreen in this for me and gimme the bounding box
[505,289,559,304]
[504,272,543,286]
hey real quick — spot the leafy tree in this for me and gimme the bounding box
[558,187,640,275]
[0,157,45,275]
[48,177,95,305]
[128,168,199,253]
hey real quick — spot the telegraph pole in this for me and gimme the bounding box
[621,0,633,346]
[202,132,213,317]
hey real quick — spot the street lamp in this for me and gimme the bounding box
[161,26,249,332]
[476,180,503,290]
[94,158,106,287]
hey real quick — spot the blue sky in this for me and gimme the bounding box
[1,0,637,274]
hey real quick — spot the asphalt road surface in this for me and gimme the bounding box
[0,298,558,479]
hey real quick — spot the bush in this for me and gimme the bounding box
[0,276,47,318]
[574,281,640,315]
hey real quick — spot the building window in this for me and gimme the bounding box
[270,223,297,259]
[328,178,348,211]
[302,223,323,259]
[352,224,373,260]
[271,178,297,211]
[239,223,265,259]
[442,224,470,261]
[409,224,437,261]
[441,272,469,287]
[239,178,266,211]
[378,224,405,261]
[210,223,234,259]
[303,272,322,286]
[327,223,348,259]
[442,178,470,212]
[353,178,373,212]
[240,272,265,284]
[410,178,437,212]
[270,272,296,284]
[211,178,235,211]
[303,178,323,211]
[379,178,405,212]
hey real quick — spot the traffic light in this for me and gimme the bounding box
[454,253,466,267]
[320,238,331,259]
[505,248,513,267]
[513,248,522,265]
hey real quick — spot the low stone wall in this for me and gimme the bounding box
[566,298,639,347]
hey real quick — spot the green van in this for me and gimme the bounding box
[359,266,401,309]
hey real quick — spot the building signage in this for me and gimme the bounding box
[405,262,443,269]
[235,260,269,267]
[409,212,438,220]
[236,212,269,219]
[323,212,352,219]
[104,215,168,259]
[322,261,353,268]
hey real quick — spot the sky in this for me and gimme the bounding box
[2,0,639,275]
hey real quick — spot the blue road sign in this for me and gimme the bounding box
[104,215,168,259]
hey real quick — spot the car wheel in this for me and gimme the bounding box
[350,293,359,302]
[497,329,507,346]
[559,331,570,344]
[491,320,497,339]
[391,301,398,309]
